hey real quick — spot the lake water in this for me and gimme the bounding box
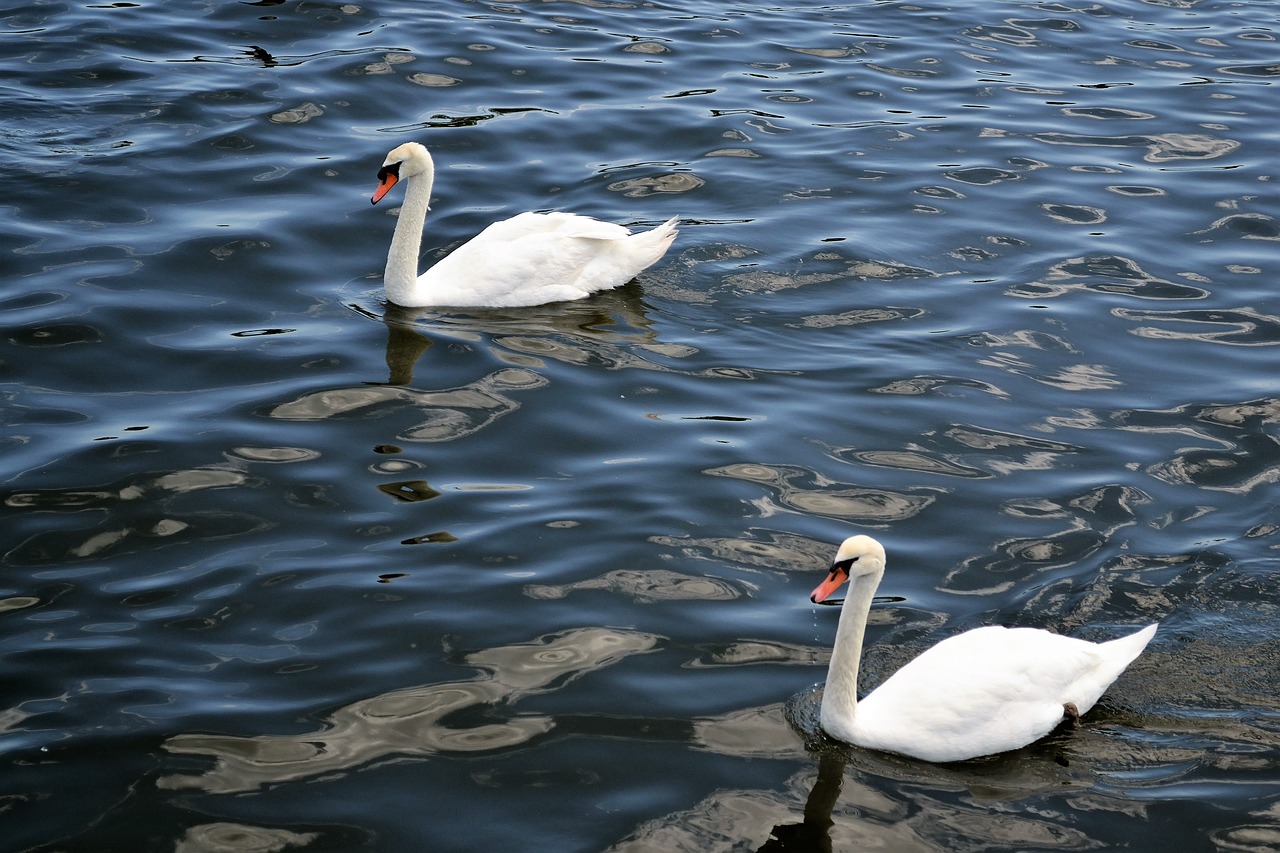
[3,0,1279,850]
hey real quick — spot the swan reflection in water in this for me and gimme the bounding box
[159,627,658,794]
[271,286,686,445]
[357,284,666,387]
[272,284,767,447]
[614,687,1133,853]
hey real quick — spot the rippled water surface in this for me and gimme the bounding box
[3,0,1279,850]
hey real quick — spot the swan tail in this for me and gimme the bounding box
[1075,623,1158,714]
[1103,623,1158,669]
[576,217,676,291]
[629,217,679,268]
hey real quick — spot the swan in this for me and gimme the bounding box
[811,534,1157,762]
[370,142,679,308]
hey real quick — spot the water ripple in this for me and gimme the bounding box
[160,627,659,794]
[3,0,1278,848]
[1114,306,1280,346]
[707,462,938,522]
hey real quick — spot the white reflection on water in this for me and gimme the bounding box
[706,463,937,522]
[1114,306,1280,347]
[270,367,547,442]
[684,640,828,669]
[1009,254,1210,301]
[649,530,835,575]
[159,627,658,794]
[174,822,319,853]
[524,568,747,603]
[1026,130,1241,163]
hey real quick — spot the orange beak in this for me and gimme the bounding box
[810,564,849,604]
[371,172,398,205]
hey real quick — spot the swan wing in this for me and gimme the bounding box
[481,211,634,242]
[850,624,1156,762]
[416,213,674,308]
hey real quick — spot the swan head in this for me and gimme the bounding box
[371,142,435,204]
[810,534,886,604]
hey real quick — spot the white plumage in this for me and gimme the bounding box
[811,534,1157,762]
[371,142,677,308]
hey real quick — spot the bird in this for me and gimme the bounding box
[370,142,678,308]
[810,534,1157,762]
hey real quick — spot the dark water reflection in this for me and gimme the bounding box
[3,0,1279,849]
[161,627,660,794]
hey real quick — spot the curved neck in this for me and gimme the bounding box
[383,163,434,305]
[822,567,881,725]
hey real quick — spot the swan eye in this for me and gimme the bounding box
[831,556,857,575]
[377,161,402,182]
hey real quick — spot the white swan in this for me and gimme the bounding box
[370,142,679,308]
[811,535,1157,762]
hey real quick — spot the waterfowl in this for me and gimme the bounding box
[371,142,678,308]
[811,534,1157,762]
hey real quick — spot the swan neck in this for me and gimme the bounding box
[823,566,880,725]
[383,164,434,305]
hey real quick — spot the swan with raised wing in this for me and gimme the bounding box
[811,534,1157,762]
[370,142,678,308]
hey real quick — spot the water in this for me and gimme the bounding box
[3,0,1279,850]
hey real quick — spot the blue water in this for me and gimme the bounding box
[3,0,1279,850]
